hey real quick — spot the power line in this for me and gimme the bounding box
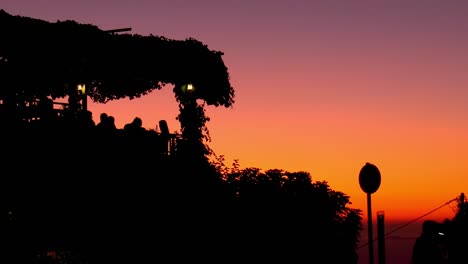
[358,196,459,249]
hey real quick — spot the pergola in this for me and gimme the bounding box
[0,10,234,106]
[0,10,235,155]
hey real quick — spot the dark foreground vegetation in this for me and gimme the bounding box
[412,196,468,264]
[1,118,363,264]
[0,10,364,263]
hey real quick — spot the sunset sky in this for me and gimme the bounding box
[3,0,467,230]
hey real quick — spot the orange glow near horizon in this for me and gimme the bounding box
[88,82,468,223]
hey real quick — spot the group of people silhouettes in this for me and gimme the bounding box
[95,112,117,132]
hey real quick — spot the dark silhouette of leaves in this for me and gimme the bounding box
[0,10,234,108]
[0,10,365,264]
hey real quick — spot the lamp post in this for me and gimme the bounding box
[178,83,199,155]
[77,84,87,112]
[359,162,381,264]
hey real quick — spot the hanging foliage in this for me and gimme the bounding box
[0,10,235,159]
[0,9,234,107]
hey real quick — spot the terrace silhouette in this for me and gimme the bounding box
[1,106,361,263]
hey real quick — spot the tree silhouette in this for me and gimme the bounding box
[411,194,467,264]
[447,194,468,264]
[211,156,363,263]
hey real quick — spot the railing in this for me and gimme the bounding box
[0,99,183,157]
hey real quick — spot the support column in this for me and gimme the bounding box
[367,193,374,264]
[377,211,385,264]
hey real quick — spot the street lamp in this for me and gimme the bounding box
[77,84,87,111]
[181,83,195,93]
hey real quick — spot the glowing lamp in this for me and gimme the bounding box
[77,84,86,95]
[181,83,195,93]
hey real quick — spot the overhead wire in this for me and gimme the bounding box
[358,196,459,249]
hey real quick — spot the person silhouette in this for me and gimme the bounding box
[123,117,147,148]
[412,220,447,264]
[107,115,116,130]
[95,113,118,148]
[123,117,145,135]
[38,96,55,125]
[96,113,116,133]
[96,113,108,129]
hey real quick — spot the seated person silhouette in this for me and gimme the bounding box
[124,117,145,133]
[123,117,146,143]
[158,120,170,155]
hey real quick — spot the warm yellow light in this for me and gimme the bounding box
[77,84,86,94]
[181,83,195,93]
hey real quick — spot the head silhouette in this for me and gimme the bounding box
[421,220,439,236]
[132,117,142,127]
[100,113,108,122]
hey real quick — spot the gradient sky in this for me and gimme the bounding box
[3,0,467,227]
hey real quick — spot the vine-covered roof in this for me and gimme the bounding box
[0,10,234,107]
